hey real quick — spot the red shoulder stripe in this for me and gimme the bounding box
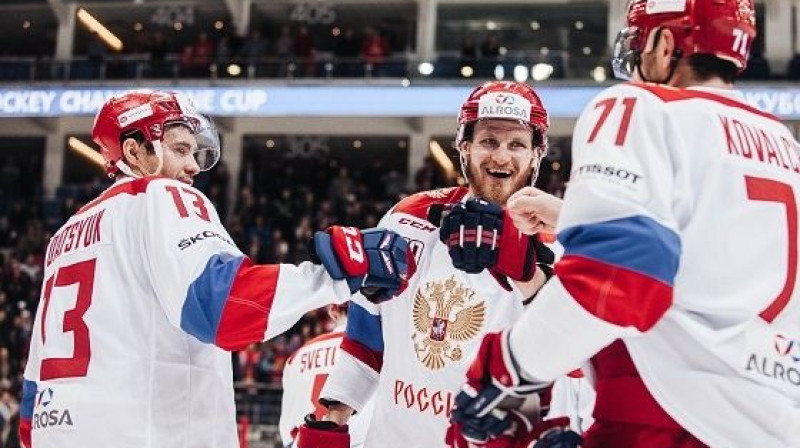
[391,187,469,220]
[76,176,163,214]
[627,82,779,122]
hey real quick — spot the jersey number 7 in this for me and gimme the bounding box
[746,176,798,323]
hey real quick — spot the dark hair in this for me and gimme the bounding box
[118,121,191,155]
[118,129,155,154]
[687,54,738,84]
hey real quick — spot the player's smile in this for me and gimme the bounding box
[485,167,513,179]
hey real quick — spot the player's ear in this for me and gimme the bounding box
[654,28,677,72]
[121,137,143,164]
[121,137,153,175]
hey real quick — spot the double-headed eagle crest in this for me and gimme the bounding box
[412,276,486,370]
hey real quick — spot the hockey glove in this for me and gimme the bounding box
[311,226,416,303]
[439,198,538,289]
[450,330,551,444]
[446,409,535,448]
[295,413,350,448]
[518,418,582,448]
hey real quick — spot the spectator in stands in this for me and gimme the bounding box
[460,35,478,68]
[275,25,293,76]
[86,32,107,63]
[147,31,172,78]
[481,31,501,58]
[192,32,215,76]
[292,25,316,77]
[334,27,361,77]
[0,387,20,448]
[215,35,234,67]
[239,30,269,69]
[149,31,170,62]
[362,26,390,76]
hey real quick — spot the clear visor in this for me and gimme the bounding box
[185,114,221,172]
[611,26,641,80]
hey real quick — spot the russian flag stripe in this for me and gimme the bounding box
[556,255,674,331]
[555,215,680,331]
[558,215,680,284]
[215,259,278,350]
[181,253,245,344]
[20,379,36,447]
[21,379,36,419]
[346,302,384,352]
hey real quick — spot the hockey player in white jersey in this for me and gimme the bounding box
[19,90,413,448]
[446,0,800,447]
[291,81,591,448]
[280,304,373,447]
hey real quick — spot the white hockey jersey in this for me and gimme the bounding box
[321,187,592,448]
[280,326,373,447]
[21,176,352,448]
[509,82,800,446]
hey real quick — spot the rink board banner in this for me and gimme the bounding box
[2,85,800,119]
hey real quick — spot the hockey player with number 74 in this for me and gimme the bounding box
[20,90,415,448]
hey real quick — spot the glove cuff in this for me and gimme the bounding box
[295,414,350,448]
[495,212,536,281]
[313,232,346,279]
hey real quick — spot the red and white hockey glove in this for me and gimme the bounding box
[439,198,539,290]
[294,413,350,448]
[449,330,550,445]
[311,226,416,303]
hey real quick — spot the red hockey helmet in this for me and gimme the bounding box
[456,81,549,151]
[92,90,220,177]
[613,0,756,80]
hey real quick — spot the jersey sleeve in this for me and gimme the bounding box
[141,178,352,351]
[509,83,685,382]
[321,293,383,413]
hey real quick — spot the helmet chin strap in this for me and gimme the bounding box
[458,144,471,183]
[116,140,165,178]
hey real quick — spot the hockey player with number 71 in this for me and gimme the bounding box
[447,1,800,447]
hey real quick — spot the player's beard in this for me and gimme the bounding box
[465,155,535,206]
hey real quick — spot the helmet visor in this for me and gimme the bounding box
[188,114,221,171]
[612,26,641,80]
